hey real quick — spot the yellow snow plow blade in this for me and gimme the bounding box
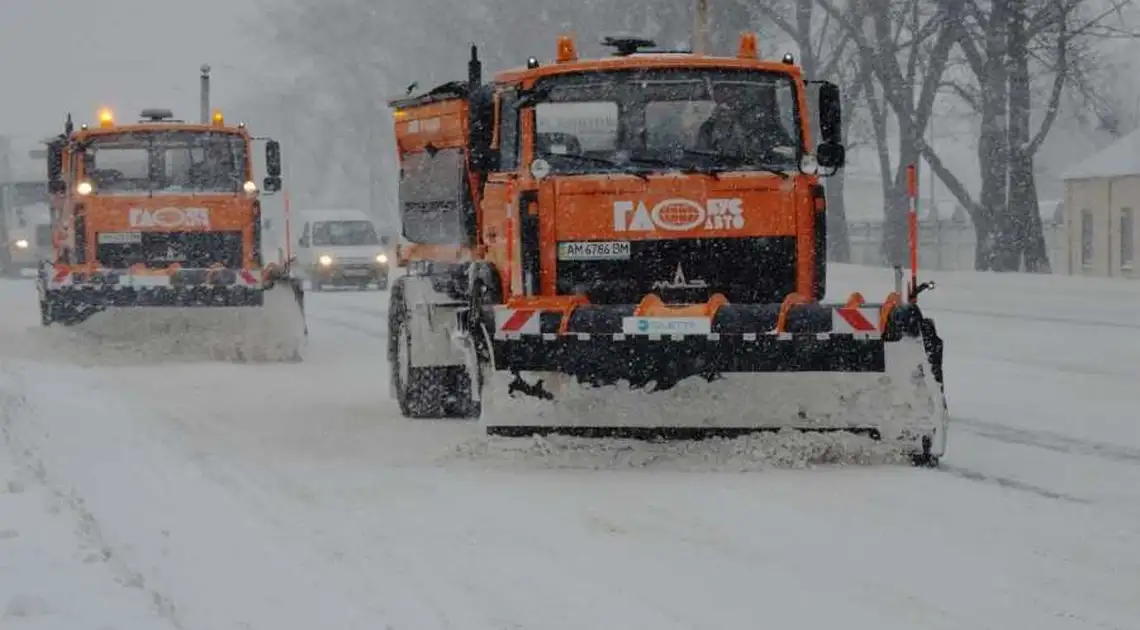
[37,263,307,362]
[478,292,948,466]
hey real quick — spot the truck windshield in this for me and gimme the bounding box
[532,68,801,176]
[312,220,379,246]
[81,130,248,195]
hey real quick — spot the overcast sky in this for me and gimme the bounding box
[0,0,266,144]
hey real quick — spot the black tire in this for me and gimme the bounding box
[39,298,52,327]
[388,283,478,419]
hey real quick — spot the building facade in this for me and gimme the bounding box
[1061,130,1140,278]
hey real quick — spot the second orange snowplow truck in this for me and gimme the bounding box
[37,108,306,361]
[387,34,948,465]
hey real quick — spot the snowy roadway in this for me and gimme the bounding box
[1,265,1138,629]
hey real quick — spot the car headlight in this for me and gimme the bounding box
[15,239,29,249]
[318,255,333,266]
[376,254,388,263]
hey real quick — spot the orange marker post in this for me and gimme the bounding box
[906,164,919,302]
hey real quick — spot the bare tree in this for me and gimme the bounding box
[922,0,1130,271]
[817,0,965,266]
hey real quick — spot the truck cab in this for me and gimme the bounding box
[44,108,281,275]
[390,34,845,309]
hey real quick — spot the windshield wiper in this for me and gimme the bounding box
[546,153,650,181]
[621,154,719,178]
[681,149,790,179]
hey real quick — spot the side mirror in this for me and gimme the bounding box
[265,140,282,177]
[46,142,63,182]
[816,142,846,169]
[817,81,842,146]
[263,176,282,193]
[48,180,67,194]
[380,235,391,245]
[815,81,844,171]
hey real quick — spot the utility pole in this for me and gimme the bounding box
[693,0,710,54]
[199,64,211,124]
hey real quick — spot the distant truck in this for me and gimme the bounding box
[295,208,390,291]
[0,180,51,277]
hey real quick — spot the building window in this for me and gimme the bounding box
[1081,210,1094,266]
[1122,208,1134,269]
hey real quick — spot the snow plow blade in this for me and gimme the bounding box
[38,264,307,362]
[480,293,947,464]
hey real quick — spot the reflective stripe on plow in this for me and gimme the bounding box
[834,307,878,333]
[500,309,538,333]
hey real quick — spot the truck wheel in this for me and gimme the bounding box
[389,296,445,418]
[39,298,53,327]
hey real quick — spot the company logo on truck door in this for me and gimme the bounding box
[613,199,744,232]
[128,207,210,228]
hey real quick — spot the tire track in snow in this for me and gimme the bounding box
[0,372,186,628]
[955,416,1140,466]
[937,464,1091,504]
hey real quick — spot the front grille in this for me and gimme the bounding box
[556,237,797,304]
[96,231,243,269]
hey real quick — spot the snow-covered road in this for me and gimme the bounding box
[2,265,1138,629]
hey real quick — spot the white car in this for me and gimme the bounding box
[1,186,52,278]
[294,209,390,291]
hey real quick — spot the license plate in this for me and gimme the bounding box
[342,269,371,276]
[558,241,631,261]
[98,232,142,244]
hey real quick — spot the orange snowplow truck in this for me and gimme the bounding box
[387,34,948,465]
[36,108,306,361]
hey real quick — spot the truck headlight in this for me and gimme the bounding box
[376,254,388,263]
[243,181,258,194]
[76,181,93,195]
[15,239,29,249]
[319,255,333,266]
